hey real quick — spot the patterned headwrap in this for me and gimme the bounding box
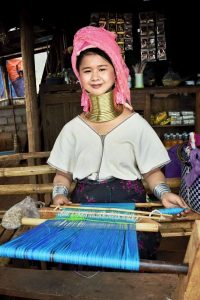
[71,26,131,112]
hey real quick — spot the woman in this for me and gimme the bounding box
[47,26,187,258]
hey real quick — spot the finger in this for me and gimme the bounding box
[172,197,187,208]
[63,198,72,205]
[179,198,190,209]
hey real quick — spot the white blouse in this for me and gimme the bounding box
[47,113,170,180]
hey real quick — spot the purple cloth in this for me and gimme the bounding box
[195,134,200,147]
[185,148,200,187]
[164,145,181,178]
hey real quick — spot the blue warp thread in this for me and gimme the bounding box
[158,208,186,215]
[0,218,139,271]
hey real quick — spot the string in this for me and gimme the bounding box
[149,207,186,220]
[74,271,100,279]
[56,209,138,225]
[56,203,139,225]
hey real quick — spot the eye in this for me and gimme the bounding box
[99,68,106,72]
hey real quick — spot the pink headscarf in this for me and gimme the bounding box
[71,26,131,112]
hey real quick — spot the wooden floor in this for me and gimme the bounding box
[0,268,178,300]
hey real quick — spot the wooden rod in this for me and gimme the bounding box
[139,259,188,274]
[143,177,181,190]
[21,217,159,232]
[0,184,52,195]
[0,165,55,178]
[50,202,163,209]
[161,232,192,237]
[0,151,50,162]
[135,202,163,208]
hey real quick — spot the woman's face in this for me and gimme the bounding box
[78,53,115,96]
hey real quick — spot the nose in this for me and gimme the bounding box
[91,70,100,81]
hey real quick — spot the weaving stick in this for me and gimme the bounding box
[21,217,160,232]
[135,202,163,208]
[51,202,163,208]
[41,207,168,221]
[50,205,173,218]
[0,203,163,218]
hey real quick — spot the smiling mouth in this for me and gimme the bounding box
[91,84,102,89]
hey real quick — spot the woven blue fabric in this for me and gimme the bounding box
[0,218,139,271]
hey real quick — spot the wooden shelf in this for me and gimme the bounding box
[152,125,195,128]
[0,104,25,110]
[40,86,200,150]
[131,86,200,94]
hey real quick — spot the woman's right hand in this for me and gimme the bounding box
[52,170,73,206]
[53,195,72,206]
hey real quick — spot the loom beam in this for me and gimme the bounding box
[140,259,188,274]
[21,217,160,232]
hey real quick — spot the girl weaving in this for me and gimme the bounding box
[47,26,188,259]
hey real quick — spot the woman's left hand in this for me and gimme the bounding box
[161,192,191,216]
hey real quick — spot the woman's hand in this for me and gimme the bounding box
[143,168,190,216]
[52,170,73,206]
[161,192,190,216]
[53,195,72,206]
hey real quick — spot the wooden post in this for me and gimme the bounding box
[176,220,200,300]
[20,5,40,152]
[20,4,41,199]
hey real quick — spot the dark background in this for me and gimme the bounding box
[45,0,200,80]
[1,0,199,81]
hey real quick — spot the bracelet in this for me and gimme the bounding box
[52,185,69,199]
[153,183,171,200]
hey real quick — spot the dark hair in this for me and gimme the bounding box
[76,48,113,71]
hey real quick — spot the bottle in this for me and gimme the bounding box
[171,134,178,146]
[163,133,171,148]
[176,133,183,145]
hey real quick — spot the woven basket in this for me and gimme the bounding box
[162,79,181,87]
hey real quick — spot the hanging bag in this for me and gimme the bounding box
[177,142,200,213]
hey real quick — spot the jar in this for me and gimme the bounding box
[134,73,144,88]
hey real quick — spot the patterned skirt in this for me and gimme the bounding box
[71,177,161,259]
